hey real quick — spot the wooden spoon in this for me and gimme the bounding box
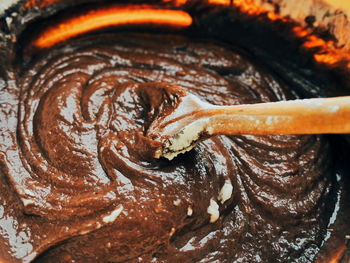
[147,95,350,160]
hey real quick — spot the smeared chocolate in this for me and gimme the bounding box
[0,31,343,262]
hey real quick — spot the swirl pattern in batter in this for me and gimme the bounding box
[0,33,334,262]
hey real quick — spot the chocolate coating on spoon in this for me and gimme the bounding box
[0,33,336,262]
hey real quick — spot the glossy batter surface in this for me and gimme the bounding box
[0,33,334,262]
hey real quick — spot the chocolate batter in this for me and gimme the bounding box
[0,32,341,262]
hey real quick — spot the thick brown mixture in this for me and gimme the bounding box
[0,33,336,262]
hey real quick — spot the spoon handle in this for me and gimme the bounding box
[205,96,350,135]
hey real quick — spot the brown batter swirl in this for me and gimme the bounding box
[0,33,335,262]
